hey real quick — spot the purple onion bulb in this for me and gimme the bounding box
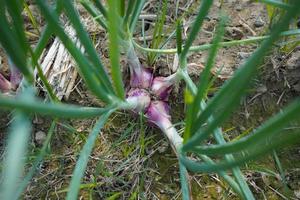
[151,73,178,100]
[0,73,12,93]
[130,66,153,89]
[146,101,171,129]
[126,88,151,112]
[8,60,22,89]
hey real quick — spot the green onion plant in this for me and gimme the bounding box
[0,0,299,199]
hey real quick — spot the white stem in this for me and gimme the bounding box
[126,41,142,76]
[158,120,192,199]
[165,71,181,84]
[158,119,183,152]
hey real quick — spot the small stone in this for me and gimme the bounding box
[235,5,242,11]
[35,131,46,146]
[256,84,267,93]
[254,17,265,28]
[214,1,221,8]
[238,52,251,60]
[159,189,165,194]
[295,190,300,198]
[237,52,251,64]
[239,126,246,131]
[286,51,300,70]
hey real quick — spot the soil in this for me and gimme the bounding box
[0,0,299,199]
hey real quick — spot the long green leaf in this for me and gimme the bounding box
[23,1,40,35]
[258,0,292,9]
[107,0,125,99]
[184,16,226,141]
[0,111,31,200]
[92,0,107,18]
[123,0,135,28]
[120,0,125,17]
[14,121,56,200]
[272,150,288,189]
[66,111,112,200]
[212,127,255,200]
[197,154,243,196]
[179,161,191,200]
[180,0,213,64]
[30,1,62,101]
[129,0,146,33]
[185,88,255,198]
[196,99,254,199]
[80,0,107,30]
[181,131,299,173]
[0,3,33,83]
[182,4,300,151]
[190,99,300,155]
[33,0,63,58]
[0,95,113,118]
[147,0,168,65]
[193,16,226,118]
[176,20,183,54]
[133,29,300,54]
[62,0,114,94]
[5,0,29,59]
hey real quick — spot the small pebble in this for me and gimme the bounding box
[256,84,267,93]
[35,131,46,145]
[238,52,251,60]
[254,17,265,28]
[237,52,251,64]
[239,126,246,131]
[286,51,300,70]
[235,5,242,11]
